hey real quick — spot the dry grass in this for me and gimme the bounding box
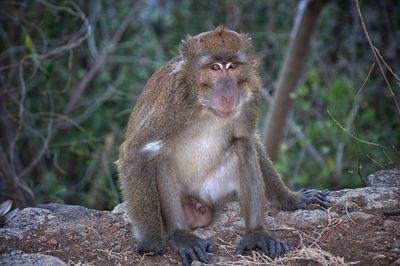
[215,208,358,266]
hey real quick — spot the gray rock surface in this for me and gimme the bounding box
[0,207,52,240]
[1,184,399,265]
[0,251,67,266]
[367,169,400,187]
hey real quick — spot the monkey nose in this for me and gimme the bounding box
[221,95,238,111]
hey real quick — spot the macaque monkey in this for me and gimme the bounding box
[118,26,330,266]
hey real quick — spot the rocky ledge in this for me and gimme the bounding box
[1,171,399,265]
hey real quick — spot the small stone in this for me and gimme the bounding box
[343,211,374,221]
[48,238,58,245]
[373,254,386,260]
[191,261,204,266]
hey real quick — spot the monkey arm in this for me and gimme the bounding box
[254,141,331,210]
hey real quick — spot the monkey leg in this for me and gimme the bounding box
[157,167,216,266]
[235,138,291,258]
[182,197,213,229]
[118,155,166,255]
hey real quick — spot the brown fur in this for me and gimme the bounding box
[118,27,308,262]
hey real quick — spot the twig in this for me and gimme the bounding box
[37,0,92,61]
[14,3,142,181]
[61,4,139,116]
[334,63,374,179]
[354,0,400,115]
[366,154,384,168]
[345,202,356,224]
[327,110,388,150]
[17,95,54,180]
[373,47,400,82]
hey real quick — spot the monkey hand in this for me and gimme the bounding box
[136,237,166,255]
[235,228,290,258]
[283,188,331,211]
[168,229,216,266]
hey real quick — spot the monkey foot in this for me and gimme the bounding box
[235,230,290,258]
[283,188,331,211]
[168,230,215,266]
[136,240,166,255]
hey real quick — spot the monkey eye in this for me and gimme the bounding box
[227,62,238,69]
[211,63,222,71]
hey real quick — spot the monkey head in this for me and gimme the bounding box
[176,26,260,118]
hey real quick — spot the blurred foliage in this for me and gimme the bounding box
[0,0,399,210]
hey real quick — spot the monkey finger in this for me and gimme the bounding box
[187,248,199,263]
[304,192,330,204]
[300,188,318,194]
[303,189,330,199]
[258,241,269,257]
[276,239,291,256]
[309,197,331,207]
[267,240,277,258]
[274,241,283,256]
[178,249,190,266]
[205,242,216,253]
[199,238,215,253]
[315,192,331,203]
[302,189,321,197]
[282,241,291,253]
[235,242,248,255]
[235,240,255,254]
[194,246,209,263]
[314,191,330,200]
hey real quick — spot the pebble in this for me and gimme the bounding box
[48,238,58,245]
[372,254,386,260]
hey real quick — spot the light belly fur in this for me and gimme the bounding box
[170,120,240,202]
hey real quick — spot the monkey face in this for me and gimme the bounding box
[196,60,245,117]
[179,26,258,118]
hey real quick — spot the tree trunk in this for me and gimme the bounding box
[262,0,331,161]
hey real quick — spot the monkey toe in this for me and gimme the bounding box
[235,231,290,258]
[136,242,165,256]
[302,188,331,208]
[283,188,332,210]
[169,230,214,266]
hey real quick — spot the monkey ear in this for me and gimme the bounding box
[180,35,193,59]
[240,32,252,43]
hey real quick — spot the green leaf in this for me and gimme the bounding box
[24,35,35,54]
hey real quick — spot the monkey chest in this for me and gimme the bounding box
[170,130,240,202]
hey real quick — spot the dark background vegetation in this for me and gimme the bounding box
[1,0,399,210]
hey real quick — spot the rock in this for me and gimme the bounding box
[0,251,67,266]
[329,187,399,210]
[372,254,386,260]
[342,211,375,222]
[112,202,130,225]
[277,209,339,226]
[1,184,399,265]
[0,207,52,240]
[367,169,400,187]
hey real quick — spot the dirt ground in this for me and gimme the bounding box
[1,201,399,266]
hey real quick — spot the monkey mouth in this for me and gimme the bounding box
[212,107,237,118]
